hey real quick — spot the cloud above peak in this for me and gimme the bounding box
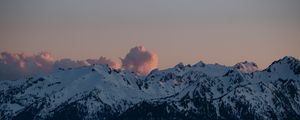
[0,52,122,80]
[0,51,55,80]
[0,46,158,80]
[122,46,158,76]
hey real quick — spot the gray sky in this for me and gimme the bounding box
[1,0,300,69]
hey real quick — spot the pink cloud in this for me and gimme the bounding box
[0,51,122,80]
[122,46,158,75]
[0,46,158,80]
[0,52,55,80]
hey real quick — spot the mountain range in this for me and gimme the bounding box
[1,56,300,120]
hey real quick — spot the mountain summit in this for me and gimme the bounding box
[1,56,300,120]
[234,61,259,73]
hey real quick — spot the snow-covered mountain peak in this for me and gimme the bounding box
[1,56,300,120]
[269,56,299,67]
[193,61,206,67]
[265,56,300,75]
[174,62,188,71]
[281,56,299,62]
[234,61,259,73]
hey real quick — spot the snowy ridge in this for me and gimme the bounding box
[1,56,300,120]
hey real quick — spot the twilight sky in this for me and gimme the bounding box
[1,0,300,69]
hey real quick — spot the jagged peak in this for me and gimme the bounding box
[267,56,299,67]
[234,61,259,73]
[193,61,206,67]
[280,56,299,63]
[235,61,258,67]
[264,56,300,74]
[173,62,187,71]
[174,62,185,68]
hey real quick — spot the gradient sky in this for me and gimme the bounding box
[1,0,300,69]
